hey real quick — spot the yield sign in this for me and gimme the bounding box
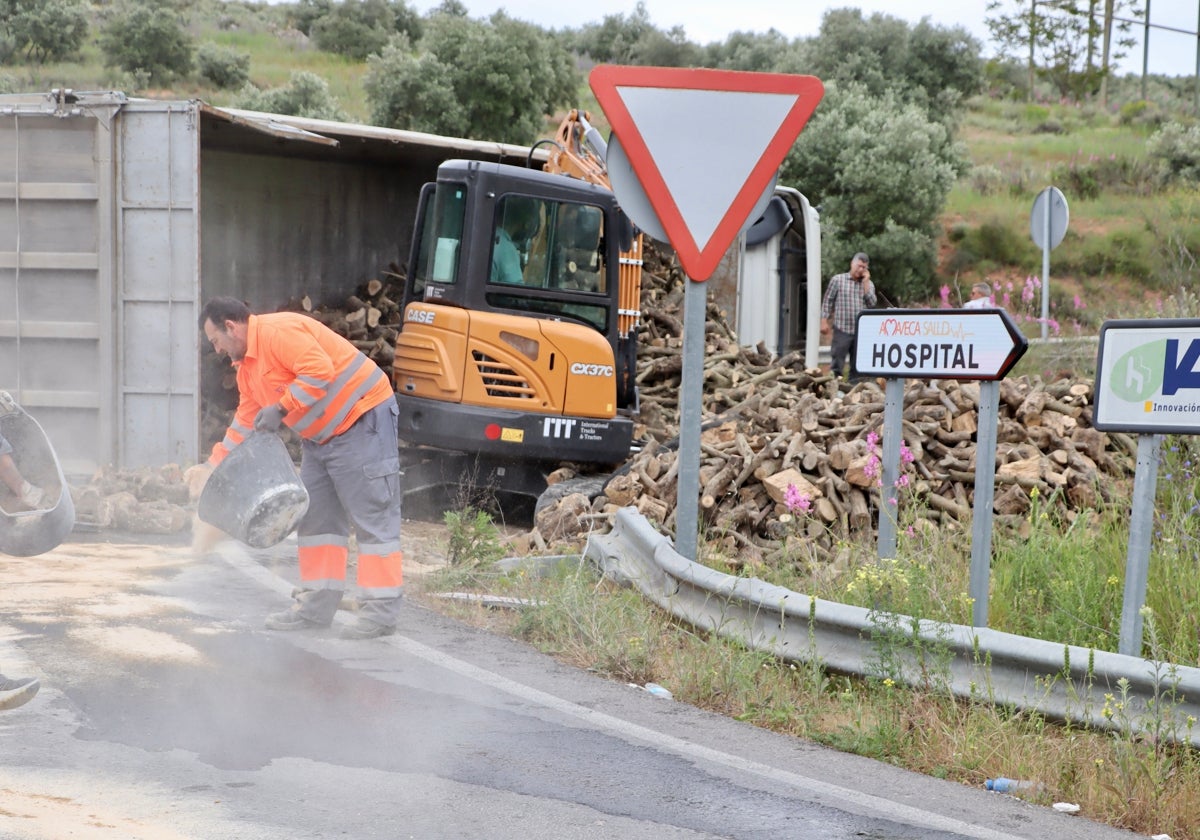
[589,65,824,281]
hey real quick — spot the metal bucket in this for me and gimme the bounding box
[197,432,309,549]
[0,392,76,557]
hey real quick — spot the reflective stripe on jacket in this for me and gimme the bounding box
[209,312,393,464]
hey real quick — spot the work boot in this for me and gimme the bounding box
[264,607,331,631]
[264,588,341,630]
[0,675,40,711]
[338,618,395,640]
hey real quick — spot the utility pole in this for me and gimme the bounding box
[1141,0,1150,101]
[1100,0,1114,107]
[1029,0,1037,102]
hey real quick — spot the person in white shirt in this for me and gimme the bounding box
[963,281,993,309]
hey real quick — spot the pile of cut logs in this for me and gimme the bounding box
[532,247,1137,565]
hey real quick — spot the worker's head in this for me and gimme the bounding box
[200,297,252,362]
[850,252,869,278]
[499,196,541,242]
[971,281,992,301]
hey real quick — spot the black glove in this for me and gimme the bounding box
[254,403,286,432]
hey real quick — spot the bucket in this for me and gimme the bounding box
[0,392,76,557]
[197,432,309,548]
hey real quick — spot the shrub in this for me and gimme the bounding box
[948,219,1037,273]
[311,4,390,61]
[3,0,90,63]
[1075,230,1152,280]
[98,1,194,85]
[1119,99,1155,126]
[1051,154,1156,198]
[290,0,333,36]
[969,164,1004,195]
[233,71,347,121]
[197,42,250,90]
[1147,122,1200,186]
[1021,103,1051,124]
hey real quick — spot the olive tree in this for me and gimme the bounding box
[780,83,969,302]
[790,9,983,124]
[0,0,89,63]
[234,71,347,121]
[364,12,579,144]
[99,1,194,84]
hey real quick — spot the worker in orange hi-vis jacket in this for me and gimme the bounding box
[191,296,403,640]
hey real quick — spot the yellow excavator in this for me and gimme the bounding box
[391,111,645,516]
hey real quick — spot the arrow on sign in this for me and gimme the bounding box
[589,65,824,281]
[854,308,1029,381]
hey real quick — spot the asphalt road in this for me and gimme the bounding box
[0,534,1146,840]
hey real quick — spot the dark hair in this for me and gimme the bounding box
[199,297,251,330]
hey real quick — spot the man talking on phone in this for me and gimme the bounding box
[819,252,876,382]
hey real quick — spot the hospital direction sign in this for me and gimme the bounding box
[1094,319,1200,434]
[855,308,1028,380]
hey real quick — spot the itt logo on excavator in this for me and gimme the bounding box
[543,417,577,439]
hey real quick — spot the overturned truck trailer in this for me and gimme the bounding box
[0,90,539,477]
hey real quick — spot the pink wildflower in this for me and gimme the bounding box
[784,484,812,514]
[939,285,951,307]
[1022,276,1038,304]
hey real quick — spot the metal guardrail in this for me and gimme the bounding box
[584,507,1200,747]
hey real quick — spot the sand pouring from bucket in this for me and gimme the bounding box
[198,432,309,548]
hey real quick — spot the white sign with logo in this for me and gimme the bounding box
[1094,318,1200,434]
[855,308,1028,381]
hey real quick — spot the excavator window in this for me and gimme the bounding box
[411,183,468,297]
[486,195,608,331]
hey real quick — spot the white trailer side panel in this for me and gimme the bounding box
[0,96,199,475]
[117,102,199,469]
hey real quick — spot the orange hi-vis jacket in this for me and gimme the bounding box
[209,312,394,465]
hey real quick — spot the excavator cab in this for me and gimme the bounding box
[405,160,618,337]
[393,159,638,484]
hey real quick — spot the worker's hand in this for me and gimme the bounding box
[183,463,214,502]
[819,318,831,336]
[254,403,286,432]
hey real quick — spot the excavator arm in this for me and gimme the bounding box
[544,109,611,187]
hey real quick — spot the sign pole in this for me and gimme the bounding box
[1030,186,1067,341]
[1041,203,1051,340]
[1118,434,1161,656]
[970,379,1001,627]
[589,66,825,559]
[674,276,706,560]
[877,378,904,559]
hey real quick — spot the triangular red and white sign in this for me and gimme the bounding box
[589,65,824,281]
